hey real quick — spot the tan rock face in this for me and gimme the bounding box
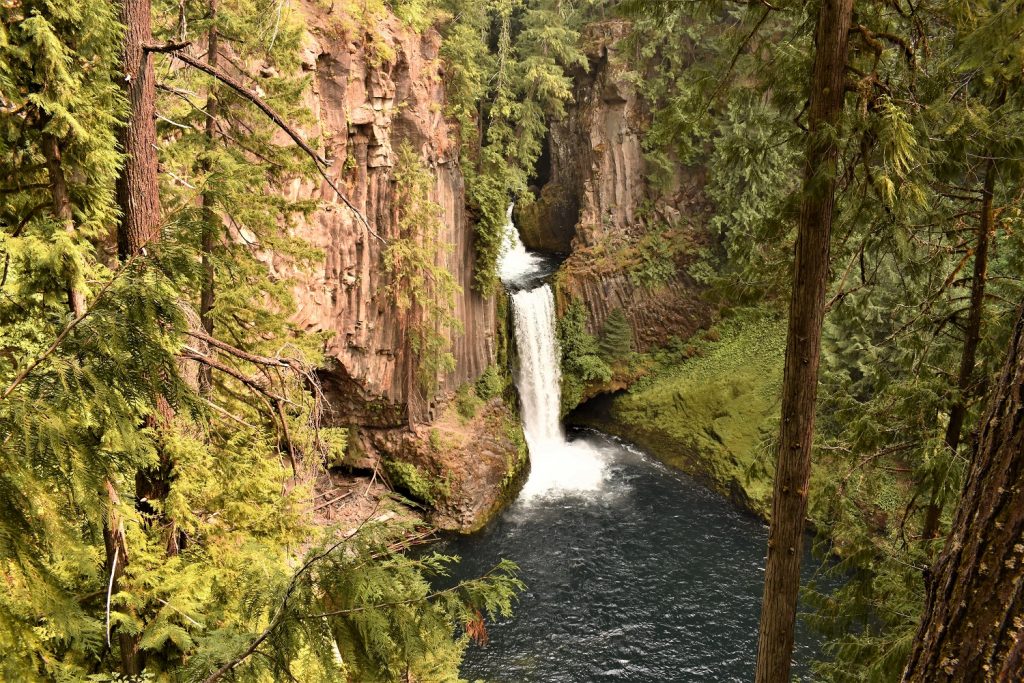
[279,3,497,427]
[264,4,526,530]
[517,20,713,350]
[361,399,528,533]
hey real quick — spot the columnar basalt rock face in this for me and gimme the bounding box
[277,3,496,427]
[267,4,522,530]
[517,21,713,351]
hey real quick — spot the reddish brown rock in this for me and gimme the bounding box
[277,3,497,427]
[269,4,524,530]
[516,20,714,352]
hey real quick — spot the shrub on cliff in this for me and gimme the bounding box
[558,299,612,414]
[599,308,634,364]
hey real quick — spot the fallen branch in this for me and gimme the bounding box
[186,329,297,369]
[312,490,352,511]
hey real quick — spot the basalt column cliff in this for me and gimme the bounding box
[275,3,524,531]
[516,22,714,401]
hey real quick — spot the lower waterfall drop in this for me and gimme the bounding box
[500,207,606,499]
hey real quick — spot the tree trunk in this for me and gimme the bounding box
[116,0,161,258]
[754,0,854,680]
[42,132,87,317]
[112,0,170,672]
[902,299,1024,682]
[922,158,995,540]
[198,0,219,394]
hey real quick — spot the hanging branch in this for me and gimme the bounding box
[146,42,386,243]
[179,348,292,404]
[201,498,385,683]
[702,7,773,111]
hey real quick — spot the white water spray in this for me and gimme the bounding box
[500,207,606,499]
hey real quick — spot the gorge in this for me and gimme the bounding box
[443,211,825,681]
[4,0,1024,680]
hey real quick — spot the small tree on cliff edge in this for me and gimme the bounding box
[755,0,855,680]
[599,308,633,363]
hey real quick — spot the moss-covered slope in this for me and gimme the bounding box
[569,314,785,516]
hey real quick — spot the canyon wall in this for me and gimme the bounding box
[515,21,713,352]
[274,3,522,530]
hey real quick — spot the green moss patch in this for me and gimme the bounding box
[383,459,448,506]
[581,312,785,516]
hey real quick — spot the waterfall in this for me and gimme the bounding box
[500,206,606,499]
[512,286,564,444]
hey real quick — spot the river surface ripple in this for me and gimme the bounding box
[444,430,824,683]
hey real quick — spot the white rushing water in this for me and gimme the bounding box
[500,207,607,499]
[498,204,548,288]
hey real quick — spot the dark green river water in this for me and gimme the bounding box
[443,430,825,682]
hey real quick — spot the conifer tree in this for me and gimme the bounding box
[756,0,854,680]
[901,299,1024,683]
[439,0,588,291]
[1,1,524,679]
[599,307,633,362]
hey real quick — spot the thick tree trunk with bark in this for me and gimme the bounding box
[111,0,172,672]
[116,0,161,258]
[902,299,1024,682]
[923,158,996,540]
[754,0,854,680]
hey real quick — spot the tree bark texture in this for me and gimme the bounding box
[923,158,996,539]
[113,0,171,672]
[199,0,219,394]
[41,132,87,317]
[116,0,161,258]
[754,0,854,680]
[902,299,1024,682]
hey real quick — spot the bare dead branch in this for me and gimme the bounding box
[147,43,385,243]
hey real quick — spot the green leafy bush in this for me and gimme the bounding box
[475,364,507,401]
[557,299,612,414]
[455,382,483,420]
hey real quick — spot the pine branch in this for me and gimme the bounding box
[201,499,385,683]
[185,329,298,369]
[179,349,290,404]
[146,42,327,164]
[702,7,773,111]
[295,564,509,619]
[1,254,141,400]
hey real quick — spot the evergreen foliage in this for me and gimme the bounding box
[438,0,589,292]
[557,298,612,414]
[617,0,1024,676]
[0,1,521,679]
[385,142,462,397]
[8,0,1024,677]
[598,307,632,363]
